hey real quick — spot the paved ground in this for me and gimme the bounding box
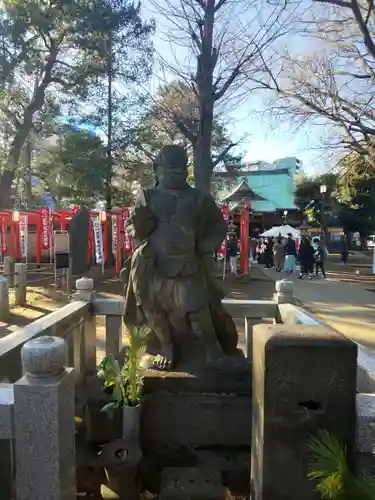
[258,261,375,351]
[0,286,69,337]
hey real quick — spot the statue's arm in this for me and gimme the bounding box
[197,194,226,255]
[126,190,156,241]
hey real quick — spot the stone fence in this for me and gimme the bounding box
[0,257,72,321]
[0,277,374,499]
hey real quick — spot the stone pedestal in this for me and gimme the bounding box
[141,361,252,451]
[4,256,14,286]
[86,360,252,494]
[273,279,294,304]
[14,336,76,500]
[251,324,357,500]
[86,359,252,448]
[0,275,9,322]
[14,262,26,306]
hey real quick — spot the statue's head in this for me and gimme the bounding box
[154,145,188,189]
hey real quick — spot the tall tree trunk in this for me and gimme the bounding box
[25,139,33,206]
[193,0,215,193]
[0,171,14,208]
[0,113,36,208]
[106,33,113,211]
[0,48,56,207]
[194,109,214,192]
[106,32,114,265]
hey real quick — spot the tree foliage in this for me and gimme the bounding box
[336,153,375,237]
[33,132,107,207]
[295,173,338,225]
[295,155,375,238]
[0,0,154,207]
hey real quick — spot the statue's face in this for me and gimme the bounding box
[157,161,188,189]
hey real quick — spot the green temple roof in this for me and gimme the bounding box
[217,168,297,213]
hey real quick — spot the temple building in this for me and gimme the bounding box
[215,157,302,236]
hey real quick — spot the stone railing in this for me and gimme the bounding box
[0,257,72,322]
[0,277,374,499]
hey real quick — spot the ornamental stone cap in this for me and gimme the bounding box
[275,279,294,295]
[21,336,68,378]
[76,277,94,291]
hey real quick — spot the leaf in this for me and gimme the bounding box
[308,430,349,499]
[104,380,116,388]
[100,402,119,413]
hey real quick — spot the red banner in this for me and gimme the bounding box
[116,214,121,273]
[217,204,229,256]
[0,218,7,254]
[40,207,51,250]
[240,204,250,274]
[72,205,80,214]
[87,217,93,264]
[121,208,132,253]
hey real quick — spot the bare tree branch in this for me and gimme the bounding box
[149,0,297,190]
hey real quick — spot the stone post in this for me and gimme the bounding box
[14,336,76,500]
[73,277,96,373]
[0,383,14,500]
[251,324,357,500]
[74,277,95,301]
[3,256,14,286]
[61,267,72,294]
[14,262,27,306]
[273,279,294,304]
[0,275,9,322]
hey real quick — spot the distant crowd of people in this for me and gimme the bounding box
[224,232,349,280]
[249,233,328,279]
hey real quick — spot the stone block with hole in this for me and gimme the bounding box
[251,324,357,500]
[160,467,225,500]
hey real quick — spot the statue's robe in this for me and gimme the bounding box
[124,185,238,354]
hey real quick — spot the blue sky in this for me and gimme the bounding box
[141,0,329,176]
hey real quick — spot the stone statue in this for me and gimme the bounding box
[123,145,238,370]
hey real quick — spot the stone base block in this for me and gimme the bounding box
[160,467,225,500]
[251,324,357,500]
[356,393,375,454]
[142,360,251,450]
[86,359,252,448]
[139,448,249,496]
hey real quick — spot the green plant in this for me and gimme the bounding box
[98,326,149,416]
[308,430,375,500]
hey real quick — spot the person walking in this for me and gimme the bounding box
[257,237,265,264]
[263,238,274,268]
[341,241,349,266]
[227,234,239,275]
[299,237,315,279]
[284,233,297,274]
[273,237,285,272]
[249,236,258,263]
[314,237,327,278]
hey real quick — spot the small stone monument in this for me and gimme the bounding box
[69,206,90,275]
